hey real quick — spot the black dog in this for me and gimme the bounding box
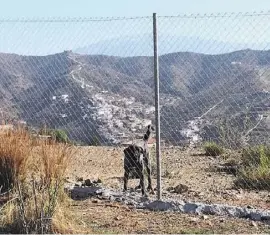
[123,125,154,196]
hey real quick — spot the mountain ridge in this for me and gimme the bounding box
[0,49,269,146]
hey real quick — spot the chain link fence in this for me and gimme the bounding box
[1,12,270,210]
[158,12,270,208]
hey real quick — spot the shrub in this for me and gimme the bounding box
[234,145,270,190]
[203,141,224,156]
[52,129,69,143]
[241,145,270,167]
[235,167,270,190]
[39,128,69,144]
[0,128,84,233]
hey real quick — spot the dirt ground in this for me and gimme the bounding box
[67,146,270,209]
[64,145,270,233]
[2,145,270,233]
[70,199,270,234]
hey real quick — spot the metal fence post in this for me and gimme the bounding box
[153,12,161,200]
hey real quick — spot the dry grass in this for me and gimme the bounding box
[0,128,32,192]
[0,128,84,234]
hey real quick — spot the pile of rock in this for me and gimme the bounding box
[64,180,270,223]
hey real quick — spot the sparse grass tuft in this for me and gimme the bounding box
[203,141,224,156]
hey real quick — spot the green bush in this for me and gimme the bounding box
[203,141,224,156]
[234,145,270,190]
[39,128,69,144]
[235,167,270,190]
[241,145,270,167]
[52,129,69,143]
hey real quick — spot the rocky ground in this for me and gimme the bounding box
[70,199,270,234]
[63,145,270,233]
[65,181,270,222]
[66,146,270,209]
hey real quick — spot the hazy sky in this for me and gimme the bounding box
[0,0,269,55]
[0,0,270,18]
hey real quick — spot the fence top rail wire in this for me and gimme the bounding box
[159,10,270,19]
[0,16,152,23]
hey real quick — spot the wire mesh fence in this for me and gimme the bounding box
[1,11,270,211]
[157,12,270,208]
[0,16,155,146]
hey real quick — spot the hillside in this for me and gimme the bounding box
[0,49,270,146]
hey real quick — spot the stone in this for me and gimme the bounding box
[77,177,84,182]
[64,183,270,223]
[201,215,209,220]
[250,221,258,228]
[115,197,122,202]
[250,212,262,221]
[190,217,199,223]
[146,200,174,211]
[167,186,174,191]
[183,203,199,213]
[219,218,225,223]
[75,182,82,187]
[173,184,189,194]
[97,178,102,183]
[85,179,93,186]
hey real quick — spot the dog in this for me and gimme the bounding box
[123,125,154,196]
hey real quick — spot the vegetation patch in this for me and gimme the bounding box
[39,128,69,144]
[234,145,270,190]
[203,141,224,156]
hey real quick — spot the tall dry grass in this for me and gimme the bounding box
[0,128,31,192]
[0,128,87,234]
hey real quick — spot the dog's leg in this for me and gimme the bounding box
[139,166,146,196]
[145,154,154,194]
[123,169,129,192]
[136,169,142,190]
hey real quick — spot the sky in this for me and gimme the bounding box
[0,0,270,18]
[0,0,270,55]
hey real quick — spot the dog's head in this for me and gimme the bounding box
[147,124,155,132]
